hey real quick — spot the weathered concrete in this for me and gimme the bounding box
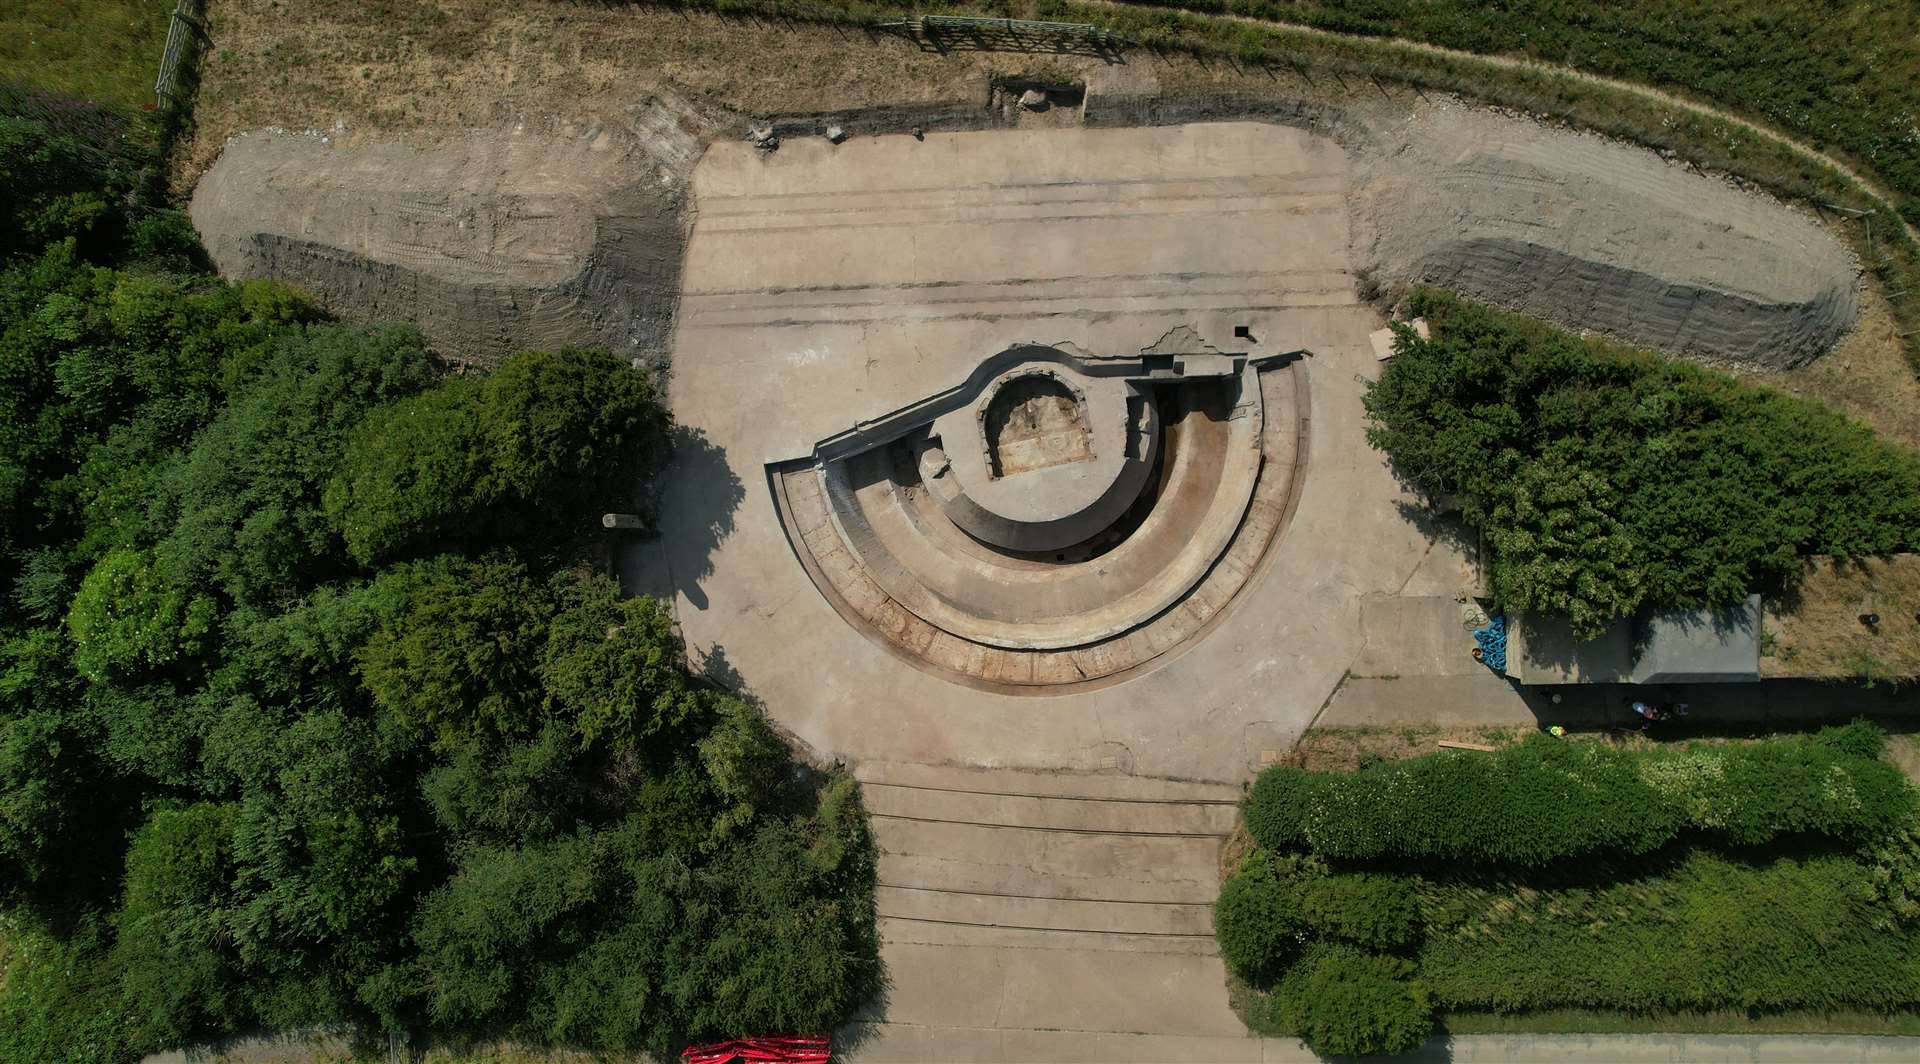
[631,122,1431,780]
[853,762,1246,1048]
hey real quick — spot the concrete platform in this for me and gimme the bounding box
[631,121,1440,782]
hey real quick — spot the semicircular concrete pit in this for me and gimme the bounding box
[621,118,1861,783]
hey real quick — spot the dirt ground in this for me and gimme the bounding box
[181,1,1094,189]
[1768,278,1920,452]
[1764,556,1920,681]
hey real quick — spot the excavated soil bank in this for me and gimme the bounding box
[1348,100,1858,369]
[189,94,720,363]
[190,89,1857,370]
[1091,93,1858,369]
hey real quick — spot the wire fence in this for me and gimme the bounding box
[154,0,207,109]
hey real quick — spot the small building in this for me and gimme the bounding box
[1505,595,1762,685]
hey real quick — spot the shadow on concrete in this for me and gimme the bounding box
[1507,677,1920,735]
[620,425,744,611]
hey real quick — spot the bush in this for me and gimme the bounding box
[1419,851,1920,1014]
[1294,870,1419,952]
[1217,854,1420,980]
[1244,765,1312,851]
[1215,855,1306,981]
[1284,734,1678,865]
[1640,736,1915,846]
[1275,945,1432,1057]
[1364,291,1920,636]
[1247,729,1914,866]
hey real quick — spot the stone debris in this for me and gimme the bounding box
[1018,89,1049,112]
[747,125,780,151]
[825,125,847,144]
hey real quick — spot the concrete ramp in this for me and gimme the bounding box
[851,762,1250,1056]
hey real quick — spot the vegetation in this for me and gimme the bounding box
[0,115,880,1061]
[1107,0,1920,227]
[1247,727,1914,865]
[1364,291,1920,636]
[0,1,176,112]
[1220,724,1920,1055]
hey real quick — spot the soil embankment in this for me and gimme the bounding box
[1346,100,1857,368]
[190,93,717,362]
[191,90,1858,370]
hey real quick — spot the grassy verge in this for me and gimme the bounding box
[1107,0,1920,224]
[1443,1009,1920,1038]
[0,0,175,110]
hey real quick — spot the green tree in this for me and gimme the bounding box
[540,575,703,750]
[325,348,670,565]
[66,548,215,681]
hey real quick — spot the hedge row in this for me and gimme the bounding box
[1419,850,1920,1014]
[1215,854,1417,981]
[1241,944,1432,1057]
[1247,725,1914,865]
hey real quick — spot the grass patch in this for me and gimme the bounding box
[1442,1008,1920,1038]
[0,0,175,111]
[1765,556,1920,681]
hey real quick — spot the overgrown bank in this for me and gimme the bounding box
[1217,725,1920,1055]
[1364,290,1920,638]
[0,114,880,1062]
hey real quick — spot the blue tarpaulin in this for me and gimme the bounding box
[1472,615,1507,673]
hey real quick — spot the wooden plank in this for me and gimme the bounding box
[1437,740,1497,752]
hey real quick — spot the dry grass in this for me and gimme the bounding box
[1286,724,1533,772]
[181,0,1121,189]
[1763,556,1920,681]
[1766,270,1920,452]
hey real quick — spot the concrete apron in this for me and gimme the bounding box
[631,121,1437,1053]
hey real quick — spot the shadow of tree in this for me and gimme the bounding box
[621,424,744,610]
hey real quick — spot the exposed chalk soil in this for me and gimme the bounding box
[189,91,721,363]
[191,88,1859,370]
[1347,99,1858,369]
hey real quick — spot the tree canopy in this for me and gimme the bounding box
[1365,290,1920,636]
[0,115,878,1063]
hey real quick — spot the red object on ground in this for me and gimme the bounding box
[681,1035,831,1064]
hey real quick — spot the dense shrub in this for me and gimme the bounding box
[0,118,880,1060]
[1252,735,1675,865]
[1292,869,1418,952]
[1218,854,1419,982]
[324,347,671,565]
[1243,764,1311,850]
[1273,945,1432,1057]
[1641,736,1916,847]
[1215,855,1306,981]
[1364,291,1920,636]
[1419,851,1920,1014]
[1247,731,1914,866]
